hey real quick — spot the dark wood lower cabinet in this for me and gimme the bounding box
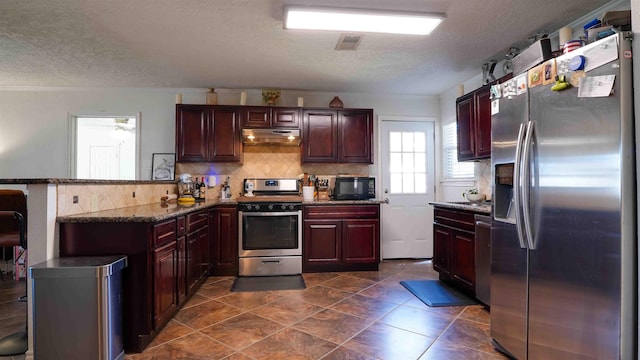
[432,207,478,296]
[57,205,231,353]
[303,205,380,272]
[210,205,238,276]
[153,240,177,329]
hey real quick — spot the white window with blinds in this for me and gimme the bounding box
[442,122,474,180]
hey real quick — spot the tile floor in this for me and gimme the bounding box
[0,260,508,360]
[126,260,508,360]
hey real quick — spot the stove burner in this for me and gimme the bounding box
[240,202,302,212]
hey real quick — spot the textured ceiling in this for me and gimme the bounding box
[0,0,614,95]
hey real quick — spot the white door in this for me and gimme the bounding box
[380,119,435,259]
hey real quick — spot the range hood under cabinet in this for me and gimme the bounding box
[241,106,301,146]
[242,128,300,146]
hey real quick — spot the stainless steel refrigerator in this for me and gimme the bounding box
[490,32,636,359]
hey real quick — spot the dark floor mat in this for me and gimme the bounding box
[231,275,306,292]
[400,279,477,307]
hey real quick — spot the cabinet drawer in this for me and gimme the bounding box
[154,219,177,247]
[177,216,186,236]
[187,211,208,232]
[434,208,476,232]
[304,205,379,220]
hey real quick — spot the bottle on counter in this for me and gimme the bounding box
[200,178,207,200]
[193,177,201,199]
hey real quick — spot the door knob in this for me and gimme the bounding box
[384,188,389,194]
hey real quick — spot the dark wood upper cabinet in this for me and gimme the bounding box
[456,75,512,161]
[176,105,209,162]
[176,105,242,163]
[302,109,338,163]
[456,93,475,161]
[272,107,301,128]
[210,106,242,162]
[240,106,300,128]
[339,109,373,163]
[240,106,271,128]
[474,86,492,158]
[302,108,373,164]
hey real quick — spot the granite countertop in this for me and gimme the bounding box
[0,178,177,185]
[57,198,237,223]
[57,197,383,223]
[429,201,491,214]
[302,199,385,205]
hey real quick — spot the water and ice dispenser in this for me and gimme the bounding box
[494,163,515,223]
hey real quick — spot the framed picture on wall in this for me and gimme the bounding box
[151,153,175,181]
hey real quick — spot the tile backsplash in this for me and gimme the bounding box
[57,183,178,216]
[176,145,371,198]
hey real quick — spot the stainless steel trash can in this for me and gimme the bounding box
[30,255,127,360]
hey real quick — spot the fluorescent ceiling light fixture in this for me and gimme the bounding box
[284,6,445,35]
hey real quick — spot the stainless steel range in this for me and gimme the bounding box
[238,178,302,276]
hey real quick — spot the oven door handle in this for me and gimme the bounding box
[261,260,281,264]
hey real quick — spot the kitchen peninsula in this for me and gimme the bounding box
[1,178,382,353]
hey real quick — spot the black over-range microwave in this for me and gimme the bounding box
[331,177,375,200]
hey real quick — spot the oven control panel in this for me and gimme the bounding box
[240,203,302,212]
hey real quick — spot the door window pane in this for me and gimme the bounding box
[388,130,428,194]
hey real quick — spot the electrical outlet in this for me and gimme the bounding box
[73,195,79,204]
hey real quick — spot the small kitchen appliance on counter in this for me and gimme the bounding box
[177,174,195,204]
[331,176,375,200]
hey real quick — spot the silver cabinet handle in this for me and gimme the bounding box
[384,198,390,204]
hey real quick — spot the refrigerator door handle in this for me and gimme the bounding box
[513,122,527,249]
[521,120,535,250]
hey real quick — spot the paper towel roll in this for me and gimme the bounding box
[166,194,178,201]
[559,26,572,46]
[208,175,217,187]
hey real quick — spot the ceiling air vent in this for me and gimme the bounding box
[335,34,363,50]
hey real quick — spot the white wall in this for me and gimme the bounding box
[436,74,484,202]
[0,87,438,179]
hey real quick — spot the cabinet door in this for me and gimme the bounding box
[474,86,492,158]
[153,240,177,329]
[210,206,238,276]
[433,224,452,276]
[176,105,209,162]
[303,219,341,266]
[338,109,373,163]
[302,109,338,163]
[240,106,271,128]
[272,107,300,128]
[342,219,378,263]
[186,230,200,296]
[210,106,242,162]
[451,230,475,292]
[456,93,475,161]
[176,236,187,306]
